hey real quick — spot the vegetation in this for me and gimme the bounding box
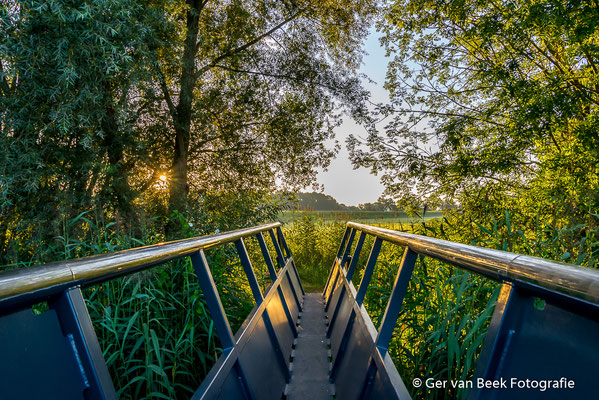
[0,1,376,397]
[348,0,599,223]
[0,0,376,260]
[1,0,598,399]
[278,209,444,224]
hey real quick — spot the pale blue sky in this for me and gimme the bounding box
[311,31,391,206]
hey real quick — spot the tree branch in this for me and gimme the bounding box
[195,9,304,79]
[152,56,177,122]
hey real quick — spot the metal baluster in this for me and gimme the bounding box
[190,250,235,350]
[276,226,291,260]
[235,238,264,304]
[255,232,278,280]
[268,229,286,269]
[276,226,305,295]
[51,287,117,400]
[355,238,383,306]
[375,248,417,355]
[341,229,357,271]
[346,232,367,282]
[324,227,352,296]
[325,229,356,311]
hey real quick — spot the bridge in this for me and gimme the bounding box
[0,222,598,399]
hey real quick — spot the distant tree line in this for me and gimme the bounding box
[290,192,401,212]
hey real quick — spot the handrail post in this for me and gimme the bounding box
[235,238,264,305]
[256,232,278,280]
[341,229,357,270]
[276,226,291,259]
[190,250,235,350]
[277,226,305,296]
[355,238,383,306]
[268,229,286,269]
[375,247,417,355]
[324,227,351,297]
[346,232,367,282]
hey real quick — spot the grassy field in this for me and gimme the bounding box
[278,210,443,225]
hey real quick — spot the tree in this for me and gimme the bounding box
[0,0,378,261]
[348,0,599,223]
[291,192,347,211]
[0,0,154,260]
[146,0,377,232]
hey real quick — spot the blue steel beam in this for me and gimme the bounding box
[276,226,291,260]
[235,238,264,304]
[255,232,278,280]
[355,238,383,306]
[341,229,357,270]
[277,226,305,296]
[51,287,117,400]
[324,230,357,311]
[337,227,352,259]
[190,250,235,350]
[268,229,286,269]
[324,227,351,299]
[375,248,417,355]
[346,232,367,282]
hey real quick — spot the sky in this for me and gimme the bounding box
[309,31,392,206]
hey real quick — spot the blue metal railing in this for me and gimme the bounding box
[0,223,304,399]
[323,222,599,399]
[2,220,599,399]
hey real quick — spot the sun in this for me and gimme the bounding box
[159,174,167,182]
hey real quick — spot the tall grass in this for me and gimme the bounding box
[281,213,346,291]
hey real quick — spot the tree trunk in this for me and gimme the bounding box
[166,0,201,235]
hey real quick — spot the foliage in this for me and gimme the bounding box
[0,0,378,254]
[138,0,378,221]
[0,0,153,259]
[87,262,222,399]
[348,0,599,223]
[282,213,346,291]
[291,192,350,211]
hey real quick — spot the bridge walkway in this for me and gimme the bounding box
[285,293,332,400]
